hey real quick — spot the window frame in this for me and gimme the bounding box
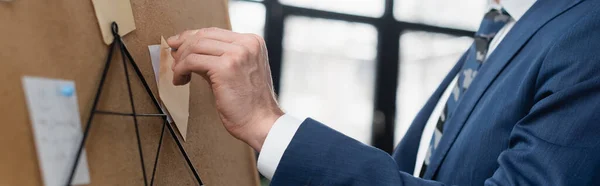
[231,0,475,153]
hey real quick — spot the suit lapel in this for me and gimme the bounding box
[423,0,585,179]
[393,52,467,172]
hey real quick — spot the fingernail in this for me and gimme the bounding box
[168,35,179,41]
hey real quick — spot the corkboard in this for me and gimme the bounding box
[0,0,260,185]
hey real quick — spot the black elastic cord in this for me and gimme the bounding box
[65,36,116,186]
[117,31,149,185]
[95,110,167,117]
[66,22,202,185]
[120,36,204,185]
[150,119,166,186]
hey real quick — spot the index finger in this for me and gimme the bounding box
[194,27,246,43]
[172,54,221,85]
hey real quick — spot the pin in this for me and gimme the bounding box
[60,85,75,97]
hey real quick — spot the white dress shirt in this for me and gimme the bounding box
[258,0,537,180]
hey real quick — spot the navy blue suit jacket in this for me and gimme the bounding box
[270,0,600,185]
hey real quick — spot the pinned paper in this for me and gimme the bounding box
[158,36,190,140]
[148,45,173,124]
[148,45,162,85]
[92,0,136,44]
[22,76,91,186]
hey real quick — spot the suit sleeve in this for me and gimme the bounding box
[270,10,600,186]
[270,118,444,186]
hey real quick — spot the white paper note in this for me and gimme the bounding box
[22,76,91,186]
[148,45,173,124]
[148,45,161,84]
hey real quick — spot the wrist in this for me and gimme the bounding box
[246,108,284,152]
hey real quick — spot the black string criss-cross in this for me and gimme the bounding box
[66,22,203,186]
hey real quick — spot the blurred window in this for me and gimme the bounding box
[280,0,385,18]
[394,0,487,31]
[394,31,472,144]
[227,0,482,150]
[279,16,378,144]
[229,0,266,36]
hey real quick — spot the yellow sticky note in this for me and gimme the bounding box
[92,0,136,44]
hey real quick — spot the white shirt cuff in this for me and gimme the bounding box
[257,114,304,180]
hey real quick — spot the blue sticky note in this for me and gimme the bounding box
[60,85,75,97]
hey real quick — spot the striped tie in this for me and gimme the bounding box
[419,8,512,177]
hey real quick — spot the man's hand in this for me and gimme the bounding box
[167,28,284,151]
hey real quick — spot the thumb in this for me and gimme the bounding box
[167,34,183,49]
[167,30,199,50]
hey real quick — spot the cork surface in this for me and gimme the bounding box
[0,0,259,185]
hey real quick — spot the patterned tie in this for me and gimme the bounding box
[419,8,512,177]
